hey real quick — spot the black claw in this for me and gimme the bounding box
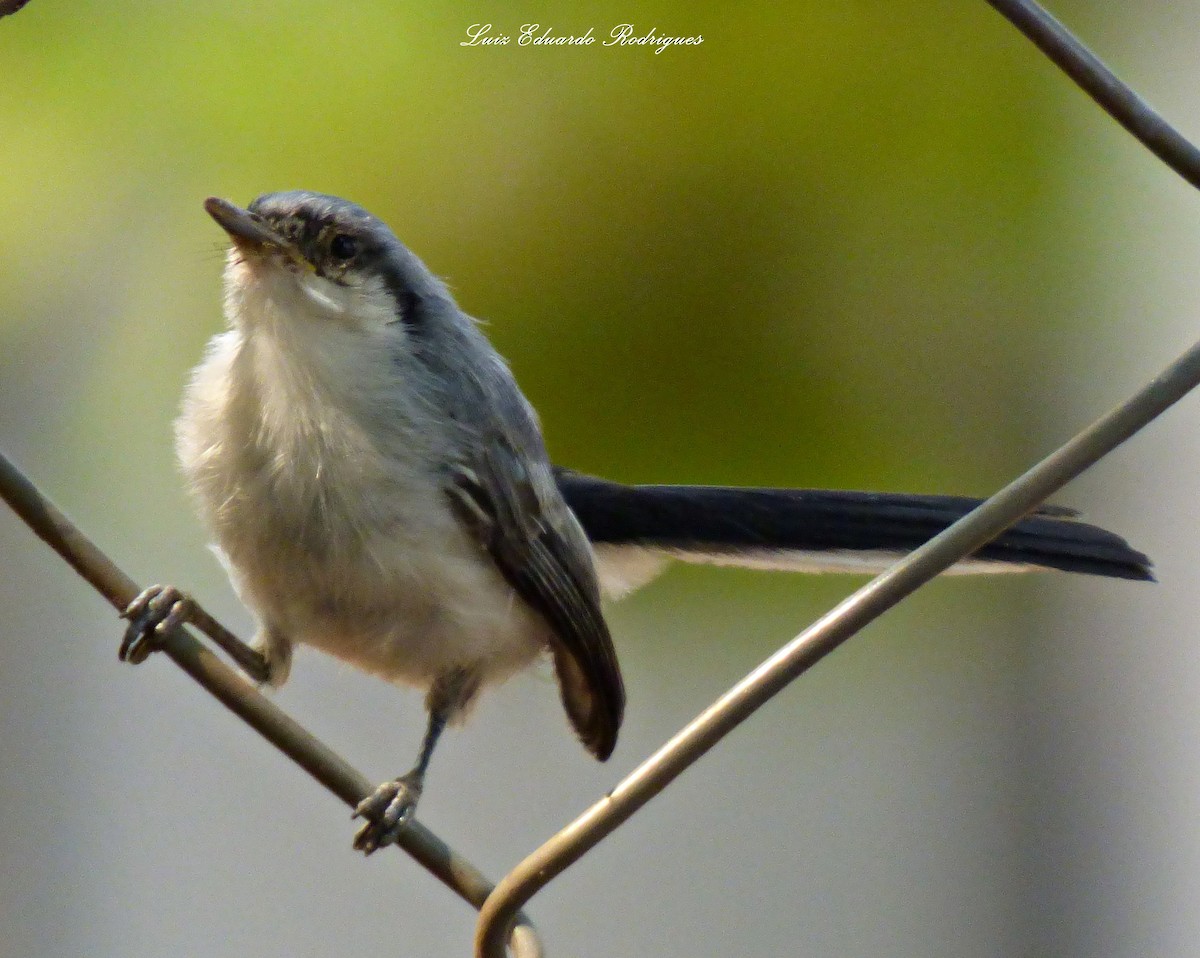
[351,775,423,854]
[119,585,192,665]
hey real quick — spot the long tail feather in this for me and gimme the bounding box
[554,470,1153,592]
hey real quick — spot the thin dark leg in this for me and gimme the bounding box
[182,600,272,684]
[352,670,476,855]
[410,703,450,785]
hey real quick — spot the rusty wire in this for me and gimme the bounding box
[0,448,543,958]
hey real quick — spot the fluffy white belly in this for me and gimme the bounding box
[212,468,550,690]
[179,331,550,692]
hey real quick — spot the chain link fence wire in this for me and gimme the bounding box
[2,1,1199,955]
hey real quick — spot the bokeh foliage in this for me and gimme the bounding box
[1,0,1102,501]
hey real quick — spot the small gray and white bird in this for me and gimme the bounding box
[121,191,1152,853]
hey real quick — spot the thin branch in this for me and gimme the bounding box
[475,1,1200,953]
[0,448,542,958]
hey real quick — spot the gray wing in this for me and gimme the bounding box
[445,414,624,761]
[412,299,624,759]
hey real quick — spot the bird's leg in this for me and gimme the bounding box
[119,584,272,684]
[351,709,447,854]
[352,669,477,855]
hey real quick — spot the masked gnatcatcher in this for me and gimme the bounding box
[119,191,1152,854]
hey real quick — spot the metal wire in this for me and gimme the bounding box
[4,1,1198,955]
[474,332,1200,958]
[474,0,1200,953]
[985,0,1200,189]
[0,448,543,958]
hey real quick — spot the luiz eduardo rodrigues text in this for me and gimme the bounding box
[462,23,704,54]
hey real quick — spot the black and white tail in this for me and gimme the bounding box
[554,469,1153,596]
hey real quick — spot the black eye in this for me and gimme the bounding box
[329,233,359,260]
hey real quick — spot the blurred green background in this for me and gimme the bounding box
[4,2,1200,957]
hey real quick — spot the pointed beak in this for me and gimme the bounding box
[204,196,309,270]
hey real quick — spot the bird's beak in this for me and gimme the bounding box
[204,196,311,271]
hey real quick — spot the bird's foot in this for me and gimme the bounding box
[352,772,423,855]
[119,585,195,664]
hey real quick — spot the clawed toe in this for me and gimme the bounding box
[352,774,422,854]
[119,585,194,664]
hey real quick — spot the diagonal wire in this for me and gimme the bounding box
[985,0,1200,188]
[476,331,1200,958]
[475,0,1200,953]
[4,2,1193,956]
[0,448,543,958]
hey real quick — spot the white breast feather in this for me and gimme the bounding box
[176,261,548,693]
